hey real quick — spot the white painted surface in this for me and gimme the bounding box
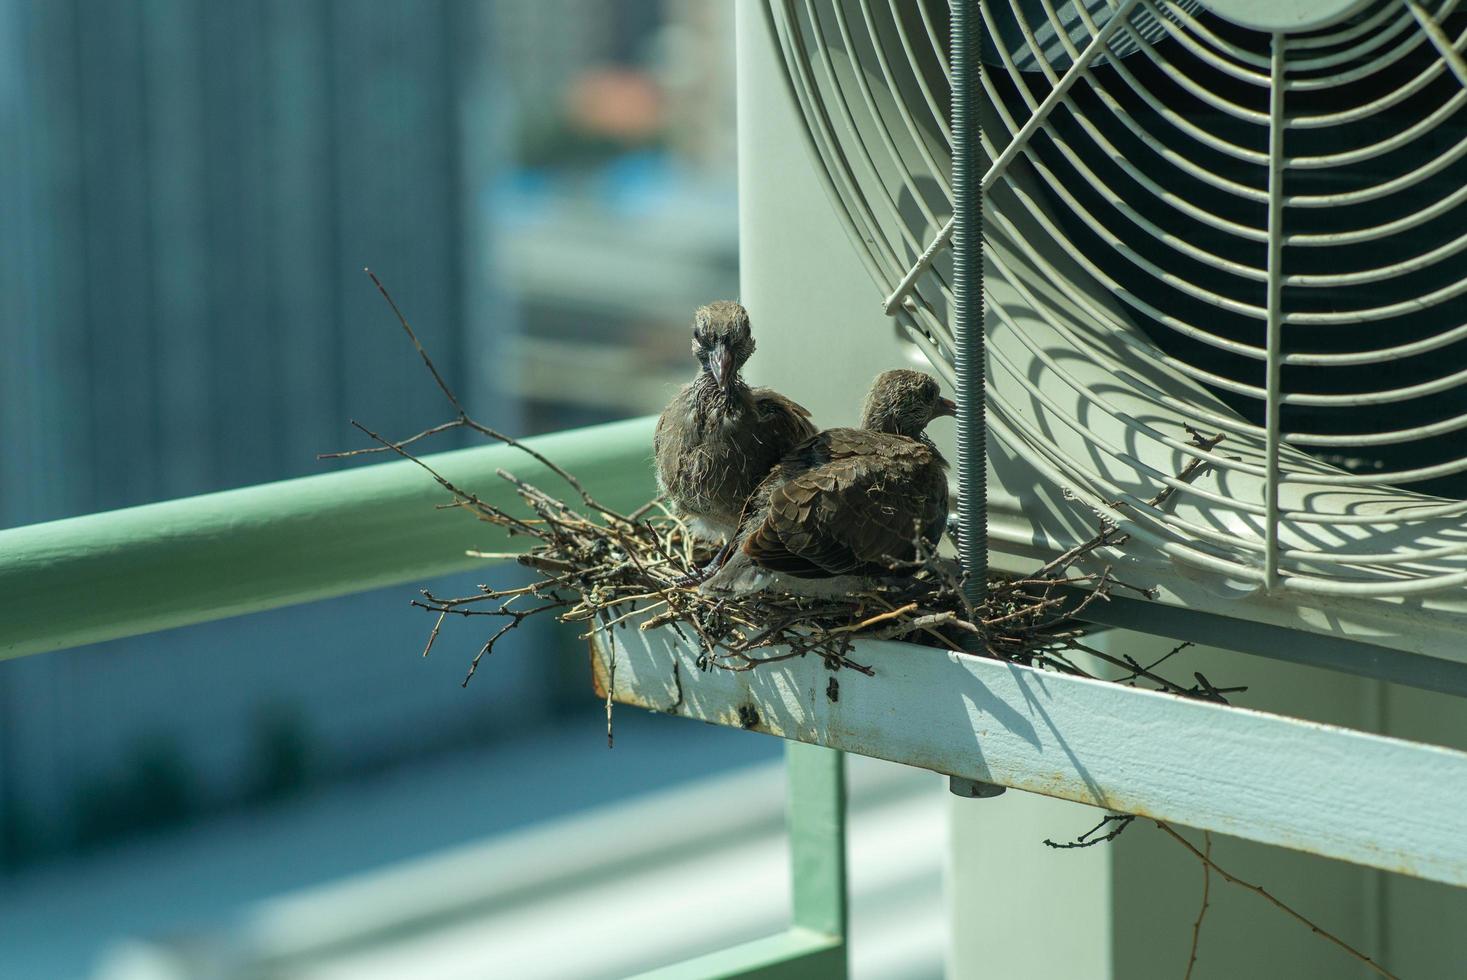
[947,789,1114,980]
[945,633,1467,979]
[598,626,1467,886]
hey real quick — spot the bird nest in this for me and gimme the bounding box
[344,415,1237,704]
[333,273,1239,704]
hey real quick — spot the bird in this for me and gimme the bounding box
[653,301,817,550]
[702,368,956,596]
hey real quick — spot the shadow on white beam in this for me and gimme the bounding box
[593,623,1467,887]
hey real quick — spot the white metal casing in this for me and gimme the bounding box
[760,0,1467,675]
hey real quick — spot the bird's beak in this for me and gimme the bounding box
[709,344,735,393]
[935,397,958,418]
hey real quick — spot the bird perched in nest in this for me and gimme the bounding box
[654,301,817,547]
[703,368,956,596]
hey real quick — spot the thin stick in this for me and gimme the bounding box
[827,601,919,635]
[359,269,629,522]
[348,420,539,537]
[605,633,616,749]
[1155,822,1398,980]
[421,609,447,658]
[581,599,668,636]
[1118,640,1193,684]
[1043,813,1135,849]
[1183,831,1211,980]
[318,419,463,459]
[462,621,514,687]
[365,268,466,415]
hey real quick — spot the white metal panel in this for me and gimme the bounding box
[755,0,1467,667]
[595,624,1467,886]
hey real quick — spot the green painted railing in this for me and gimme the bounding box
[0,417,656,660]
[631,743,848,980]
[0,411,850,978]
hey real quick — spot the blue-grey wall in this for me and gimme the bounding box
[0,0,547,867]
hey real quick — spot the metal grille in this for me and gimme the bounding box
[765,0,1467,599]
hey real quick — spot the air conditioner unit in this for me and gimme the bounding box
[589,6,1467,952]
[761,0,1467,689]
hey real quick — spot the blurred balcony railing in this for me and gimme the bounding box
[0,413,851,980]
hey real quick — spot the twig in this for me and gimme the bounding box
[581,599,668,636]
[318,420,463,460]
[1066,641,1200,699]
[1184,831,1211,980]
[605,632,616,749]
[1155,822,1399,980]
[1144,428,1226,511]
[352,269,632,523]
[1116,640,1193,684]
[421,609,447,659]
[1043,813,1135,849]
[462,621,515,687]
[365,268,466,415]
[827,601,919,635]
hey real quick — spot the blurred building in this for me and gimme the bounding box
[0,0,528,871]
[0,0,739,881]
[486,0,738,429]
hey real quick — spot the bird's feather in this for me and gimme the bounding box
[741,428,948,579]
[654,379,817,540]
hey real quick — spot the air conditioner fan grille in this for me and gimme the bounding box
[766,0,1467,596]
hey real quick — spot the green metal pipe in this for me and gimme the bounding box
[0,416,657,660]
[787,741,847,946]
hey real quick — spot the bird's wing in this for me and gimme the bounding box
[750,387,818,450]
[653,384,694,495]
[743,430,947,578]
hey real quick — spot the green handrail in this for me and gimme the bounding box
[629,743,848,980]
[0,411,852,978]
[0,416,656,661]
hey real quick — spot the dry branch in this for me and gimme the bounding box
[1184,830,1212,980]
[367,425,1243,697]
[1157,822,1399,980]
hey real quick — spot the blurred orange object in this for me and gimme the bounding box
[565,68,664,141]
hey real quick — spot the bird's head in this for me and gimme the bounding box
[860,369,956,437]
[692,301,755,396]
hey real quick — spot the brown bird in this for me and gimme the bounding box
[654,301,817,546]
[703,369,955,596]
